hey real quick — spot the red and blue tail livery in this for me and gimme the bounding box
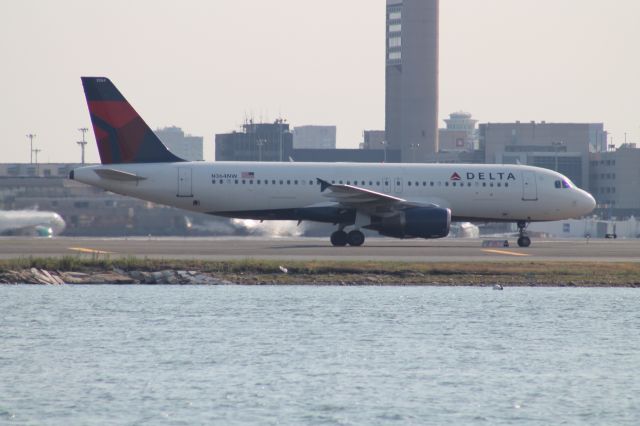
[81,77,184,164]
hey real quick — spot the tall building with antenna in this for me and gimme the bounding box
[385,0,439,162]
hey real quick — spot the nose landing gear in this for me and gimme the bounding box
[330,228,365,247]
[517,220,531,247]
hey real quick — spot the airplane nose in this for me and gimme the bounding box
[579,191,596,215]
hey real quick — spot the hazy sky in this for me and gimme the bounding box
[1,0,639,163]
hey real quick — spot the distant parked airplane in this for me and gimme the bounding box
[70,77,595,247]
[0,210,66,237]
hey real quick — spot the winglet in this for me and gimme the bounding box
[317,178,332,192]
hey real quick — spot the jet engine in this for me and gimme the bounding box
[367,207,451,239]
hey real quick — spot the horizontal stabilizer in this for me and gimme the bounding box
[94,168,147,181]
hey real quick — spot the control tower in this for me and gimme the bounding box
[385,0,439,162]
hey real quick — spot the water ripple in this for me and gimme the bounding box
[1,286,639,425]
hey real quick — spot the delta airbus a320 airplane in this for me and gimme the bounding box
[70,77,596,247]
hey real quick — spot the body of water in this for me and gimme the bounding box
[1,285,639,425]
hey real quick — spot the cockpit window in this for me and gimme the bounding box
[554,179,572,189]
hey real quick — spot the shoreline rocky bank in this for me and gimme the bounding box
[2,265,640,287]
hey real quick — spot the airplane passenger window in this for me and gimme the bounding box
[497,183,501,187]
[309,180,314,185]
[445,182,449,187]
[242,180,245,184]
[249,180,253,184]
[287,180,291,185]
[505,183,509,187]
[482,183,486,187]
[408,182,412,186]
[385,181,389,186]
[219,180,223,184]
[452,182,456,187]
[235,180,239,184]
[279,180,283,185]
[369,181,373,186]
[294,180,298,185]
[376,181,380,186]
[272,180,276,184]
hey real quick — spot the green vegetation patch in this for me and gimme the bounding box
[2,256,640,286]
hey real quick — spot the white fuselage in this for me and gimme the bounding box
[72,162,596,223]
[0,210,66,235]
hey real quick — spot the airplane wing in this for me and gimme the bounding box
[316,178,437,213]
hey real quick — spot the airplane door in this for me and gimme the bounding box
[522,171,538,201]
[394,177,403,194]
[177,167,193,197]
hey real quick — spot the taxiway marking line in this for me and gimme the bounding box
[482,249,530,257]
[68,247,113,255]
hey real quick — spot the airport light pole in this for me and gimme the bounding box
[276,118,285,162]
[257,138,265,162]
[381,140,388,163]
[33,148,41,163]
[552,141,564,171]
[26,134,36,164]
[410,143,420,163]
[78,127,88,164]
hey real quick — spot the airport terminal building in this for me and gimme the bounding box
[480,121,608,190]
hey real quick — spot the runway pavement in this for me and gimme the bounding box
[0,236,638,262]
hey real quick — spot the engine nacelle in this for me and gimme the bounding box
[368,207,451,239]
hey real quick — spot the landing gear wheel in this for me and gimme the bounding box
[517,236,531,248]
[330,230,348,247]
[347,230,365,247]
[516,221,531,247]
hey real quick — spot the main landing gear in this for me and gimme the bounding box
[330,229,365,247]
[517,220,531,248]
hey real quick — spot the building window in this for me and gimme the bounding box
[388,51,401,61]
[389,11,401,20]
[389,37,401,48]
[389,24,401,33]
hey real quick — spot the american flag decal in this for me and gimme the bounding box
[241,171,255,179]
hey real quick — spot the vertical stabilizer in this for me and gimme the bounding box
[81,77,185,164]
